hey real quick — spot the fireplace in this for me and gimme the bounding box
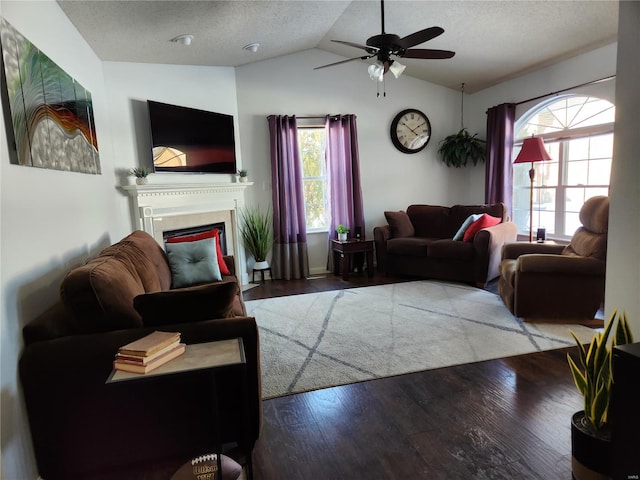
[121,181,252,283]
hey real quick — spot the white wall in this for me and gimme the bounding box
[101,61,241,232]
[606,1,640,337]
[0,1,119,478]
[235,49,465,272]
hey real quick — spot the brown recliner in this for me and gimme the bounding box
[498,196,609,321]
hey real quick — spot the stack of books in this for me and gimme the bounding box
[114,331,186,374]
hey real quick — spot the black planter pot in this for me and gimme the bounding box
[571,411,611,480]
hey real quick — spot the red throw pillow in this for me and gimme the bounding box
[166,229,231,275]
[462,214,501,242]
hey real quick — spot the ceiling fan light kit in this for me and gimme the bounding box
[368,61,385,81]
[315,0,455,93]
[388,61,406,79]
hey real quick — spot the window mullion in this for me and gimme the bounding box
[555,141,567,236]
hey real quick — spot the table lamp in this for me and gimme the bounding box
[513,136,552,242]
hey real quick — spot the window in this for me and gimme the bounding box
[297,126,329,231]
[513,95,614,239]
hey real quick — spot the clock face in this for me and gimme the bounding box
[390,109,431,154]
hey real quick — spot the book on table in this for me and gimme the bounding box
[114,331,185,374]
[114,343,186,374]
[118,330,181,357]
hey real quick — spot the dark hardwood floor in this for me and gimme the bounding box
[246,272,581,479]
[242,270,415,301]
[91,273,579,479]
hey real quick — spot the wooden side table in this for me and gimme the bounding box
[331,239,374,281]
[107,338,253,479]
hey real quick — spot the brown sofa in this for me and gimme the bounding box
[498,195,609,321]
[19,230,261,480]
[374,203,518,287]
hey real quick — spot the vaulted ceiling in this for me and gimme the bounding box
[57,0,618,93]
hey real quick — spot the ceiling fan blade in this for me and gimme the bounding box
[331,39,379,54]
[402,49,456,59]
[314,55,373,70]
[399,27,444,49]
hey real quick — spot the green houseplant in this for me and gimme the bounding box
[130,166,150,184]
[239,206,273,268]
[437,128,486,168]
[336,224,349,241]
[567,310,634,478]
[237,169,248,183]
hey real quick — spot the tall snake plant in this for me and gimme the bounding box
[567,310,634,431]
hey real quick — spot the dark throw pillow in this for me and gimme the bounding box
[134,280,239,326]
[384,211,415,238]
[165,237,222,288]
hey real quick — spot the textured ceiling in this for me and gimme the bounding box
[57,0,618,93]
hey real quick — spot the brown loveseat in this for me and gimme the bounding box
[19,230,261,480]
[498,195,609,321]
[374,203,518,287]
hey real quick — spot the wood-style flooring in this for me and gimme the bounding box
[246,273,582,479]
[90,273,580,479]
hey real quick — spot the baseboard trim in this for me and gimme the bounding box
[523,317,604,328]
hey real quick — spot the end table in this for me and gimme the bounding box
[331,239,374,281]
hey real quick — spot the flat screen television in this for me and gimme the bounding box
[147,100,237,174]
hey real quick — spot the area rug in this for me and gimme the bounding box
[244,280,597,399]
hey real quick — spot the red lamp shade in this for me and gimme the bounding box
[514,137,552,164]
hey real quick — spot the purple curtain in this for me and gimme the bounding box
[267,115,309,280]
[485,103,516,215]
[325,114,365,269]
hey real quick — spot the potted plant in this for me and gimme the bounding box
[239,206,273,269]
[237,169,248,183]
[437,128,486,168]
[130,166,151,185]
[567,310,634,479]
[336,224,349,241]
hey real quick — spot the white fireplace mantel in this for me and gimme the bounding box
[121,182,253,284]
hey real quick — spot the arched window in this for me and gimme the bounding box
[513,95,615,239]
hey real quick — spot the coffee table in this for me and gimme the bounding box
[107,338,252,479]
[331,239,374,281]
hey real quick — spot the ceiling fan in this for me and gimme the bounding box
[315,0,455,81]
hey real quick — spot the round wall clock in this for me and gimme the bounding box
[390,109,431,154]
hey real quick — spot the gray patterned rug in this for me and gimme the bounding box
[244,280,596,399]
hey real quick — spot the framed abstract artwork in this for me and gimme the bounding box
[0,17,100,174]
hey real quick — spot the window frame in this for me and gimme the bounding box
[297,121,329,233]
[513,95,614,240]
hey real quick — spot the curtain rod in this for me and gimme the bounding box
[515,75,615,106]
[267,113,354,120]
[295,115,346,119]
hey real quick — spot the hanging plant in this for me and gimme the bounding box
[437,128,486,168]
[437,83,487,168]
